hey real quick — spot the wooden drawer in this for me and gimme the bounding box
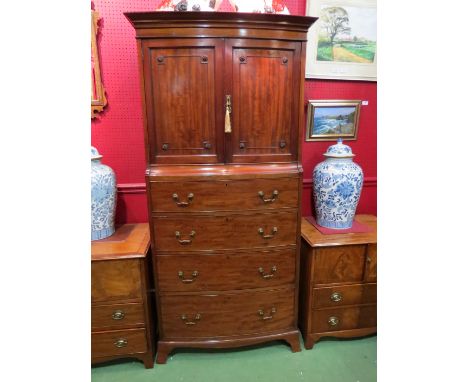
[150,177,299,212]
[312,283,376,309]
[153,210,297,252]
[157,248,296,292]
[312,245,367,285]
[91,259,142,303]
[91,328,147,358]
[311,305,376,333]
[160,288,295,338]
[92,303,145,330]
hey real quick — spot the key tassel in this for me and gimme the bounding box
[225,108,231,133]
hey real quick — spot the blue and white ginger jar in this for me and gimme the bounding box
[313,138,363,229]
[91,147,117,240]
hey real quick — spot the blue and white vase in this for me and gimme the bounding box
[313,138,363,229]
[91,147,117,240]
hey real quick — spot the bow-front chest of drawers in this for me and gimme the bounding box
[148,165,303,363]
[125,11,317,363]
[299,215,377,349]
[91,224,154,368]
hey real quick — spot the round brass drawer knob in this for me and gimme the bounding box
[330,292,343,302]
[328,316,340,326]
[112,310,125,320]
[114,338,128,348]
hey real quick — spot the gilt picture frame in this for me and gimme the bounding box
[91,9,107,118]
[305,0,377,81]
[306,100,361,141]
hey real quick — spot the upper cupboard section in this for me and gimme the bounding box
[141,38,301,165]
[128,12,317,166]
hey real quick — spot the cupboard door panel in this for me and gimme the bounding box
[143,39,224,164]
[312,246,367,285]
[91,259,143,303]
[226,39,301,163]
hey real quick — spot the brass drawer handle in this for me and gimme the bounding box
[175,230,196,245]
[111,310,125,320]
[328,316,340,326]
[258,266,277,279]
[172,192,194,207]
[258,307,276,320]
[181,313,201,325]
[114,338,128,348]
[258,190,279,203]
[330,292,343,302]
[258,227,278,239]
[178,270,199,283]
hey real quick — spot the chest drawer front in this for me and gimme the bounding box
[150,177,299,213]
[92,303,145,330]
[311,305,376,333]
[153,211,297,252]
[91,328,147,358]
[312,245,366,285]
[160,288,295,338]
[157,248,296,292]
[91,259,142,303]
[312,283,376,309]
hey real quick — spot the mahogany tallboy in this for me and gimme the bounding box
[299,215,377,349]
[91,224,154,368]
[125,12,317,364]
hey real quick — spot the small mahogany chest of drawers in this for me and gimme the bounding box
[299,215,377,349]
[91,224,154,368]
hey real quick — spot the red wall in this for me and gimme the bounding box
[91,0,377,223]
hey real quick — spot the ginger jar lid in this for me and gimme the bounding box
[323,138,355,158]
[91,146,103,161]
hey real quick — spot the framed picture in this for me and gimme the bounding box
[305,0,376,81]
[91,9,107,118]
[306,100,361,141]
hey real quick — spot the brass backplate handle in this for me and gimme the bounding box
[328,316,340,326]
[258,266,277,279]
[175,230,196,245]
[330,292,342,302]
[258,307,277,320]
[114,338,128,348]
[111,310,125,320]
[178,270,199,283]
[258,226,278,239]
[258,190,279,203]
[181,313,201,325]
[172,192,194,207]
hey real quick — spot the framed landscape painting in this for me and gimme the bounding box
[306,100,361,141]
[305,0,377,81]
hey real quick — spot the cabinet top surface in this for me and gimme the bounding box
[147,163,302,180]
[125,11,317,29]
[125,11,317,40]
[301,215,377,248]
[91,224,150,261]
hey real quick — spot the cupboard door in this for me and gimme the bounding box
[142,39,224,164]
[312,245,367,285]
[225,39,301,163]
